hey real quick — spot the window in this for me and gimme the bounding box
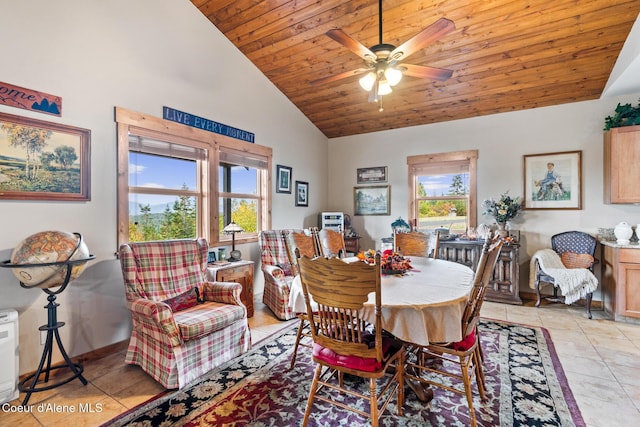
[116,107,271,246]
[218,147,268,238]
[407,150,478,234]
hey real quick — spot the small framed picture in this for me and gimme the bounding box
[523,150,582,210]
[295,181,309,207]
[207,250,217,263]
[276,164,292,193]
[357,166,387,184]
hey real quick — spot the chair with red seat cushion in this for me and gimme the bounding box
[284,228,321,369]
[297,253,405,427]
[405,233,503,427]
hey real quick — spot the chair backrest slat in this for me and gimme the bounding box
[460,234,503,337]
[285,228,320,276]
[393,231,429,257]
[298,254,382,360]
[318,228,346,258]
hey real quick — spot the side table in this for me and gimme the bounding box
[206,260,254,317]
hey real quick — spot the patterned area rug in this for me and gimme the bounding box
[103,319,585,426]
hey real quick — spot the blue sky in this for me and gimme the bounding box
[129,152,256,213]
[418,173,468,196]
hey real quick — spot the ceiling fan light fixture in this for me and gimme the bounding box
[385,66,403,86]
[378,79,392,95]
[359,72,376,91]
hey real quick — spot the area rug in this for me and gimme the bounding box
[103,319,585,426]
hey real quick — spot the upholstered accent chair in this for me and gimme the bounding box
[258,229,302,320]
[532,231,598,318]
[119,238,250,389]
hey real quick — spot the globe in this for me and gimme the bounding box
[9,231,91,289]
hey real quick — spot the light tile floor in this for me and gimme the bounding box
[3,297,639,426]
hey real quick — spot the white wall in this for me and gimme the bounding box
[0,0,327,374]
[328,93,640,294]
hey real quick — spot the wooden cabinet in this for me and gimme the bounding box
[206,260,254,317]
[604,125,640,203]
[344,236,360,254]
[602,245,640,319]
[437,240,522,304]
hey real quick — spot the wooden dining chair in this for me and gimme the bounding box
[284,228,320,369]
[317,228,346,258]
[431,230,441,259]
[297,254,405,427]
[393,231,429,257]
[405,234,503,427]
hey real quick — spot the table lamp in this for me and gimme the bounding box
[223,221,244,261]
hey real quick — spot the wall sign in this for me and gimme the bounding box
[0,81,62,116]
[163,106,255,143]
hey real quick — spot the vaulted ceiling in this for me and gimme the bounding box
[192,0,640,138]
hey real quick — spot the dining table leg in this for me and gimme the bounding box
[404,345,435,403]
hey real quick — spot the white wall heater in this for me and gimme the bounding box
[0,309,19,404]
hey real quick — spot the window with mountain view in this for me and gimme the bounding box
[116,107,272,246]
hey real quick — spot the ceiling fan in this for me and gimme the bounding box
[311,0,455,111]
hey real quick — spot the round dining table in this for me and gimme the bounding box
[288,256,474,347]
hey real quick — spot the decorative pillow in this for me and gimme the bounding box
[561,252,594,269]
[276,263,294,277]
[162,287,201,312]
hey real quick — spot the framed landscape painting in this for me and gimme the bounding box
[354,185,390,215]
[523,150,581,210]
[0,112,91,201]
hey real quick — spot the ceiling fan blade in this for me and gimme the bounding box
[310,68,370,86]
[390,18,455,62]
[401,63,453,81]
[326,29,376,60]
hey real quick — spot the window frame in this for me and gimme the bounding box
[407,150,478,231]
[116,107,272,247]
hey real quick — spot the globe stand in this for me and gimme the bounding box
[1,255,95,406]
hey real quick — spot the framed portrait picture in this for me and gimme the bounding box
[523,150,581,210]
[276,164,292,193]
[354,185,390,215]
[0,111,91,201]
[295,180,308,206]
[357,166,387,184]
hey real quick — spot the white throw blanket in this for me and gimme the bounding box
[529,248,598,305]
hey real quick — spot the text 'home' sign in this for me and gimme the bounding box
[0,81,62,116]
[163,106,254,143]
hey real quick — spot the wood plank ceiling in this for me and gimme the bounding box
[193,0,640,139]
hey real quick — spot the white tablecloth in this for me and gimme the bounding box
[288,257,474,347]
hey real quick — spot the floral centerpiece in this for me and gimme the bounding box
[482,192,522,224]
[358,249,412,275]
[481,192,522,237]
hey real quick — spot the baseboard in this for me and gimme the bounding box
[19,339,129,383]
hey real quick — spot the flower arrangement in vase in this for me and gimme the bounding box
[481,192,523,238]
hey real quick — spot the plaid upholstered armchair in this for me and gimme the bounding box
[119,238,250,389]
[258,229,302,320]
